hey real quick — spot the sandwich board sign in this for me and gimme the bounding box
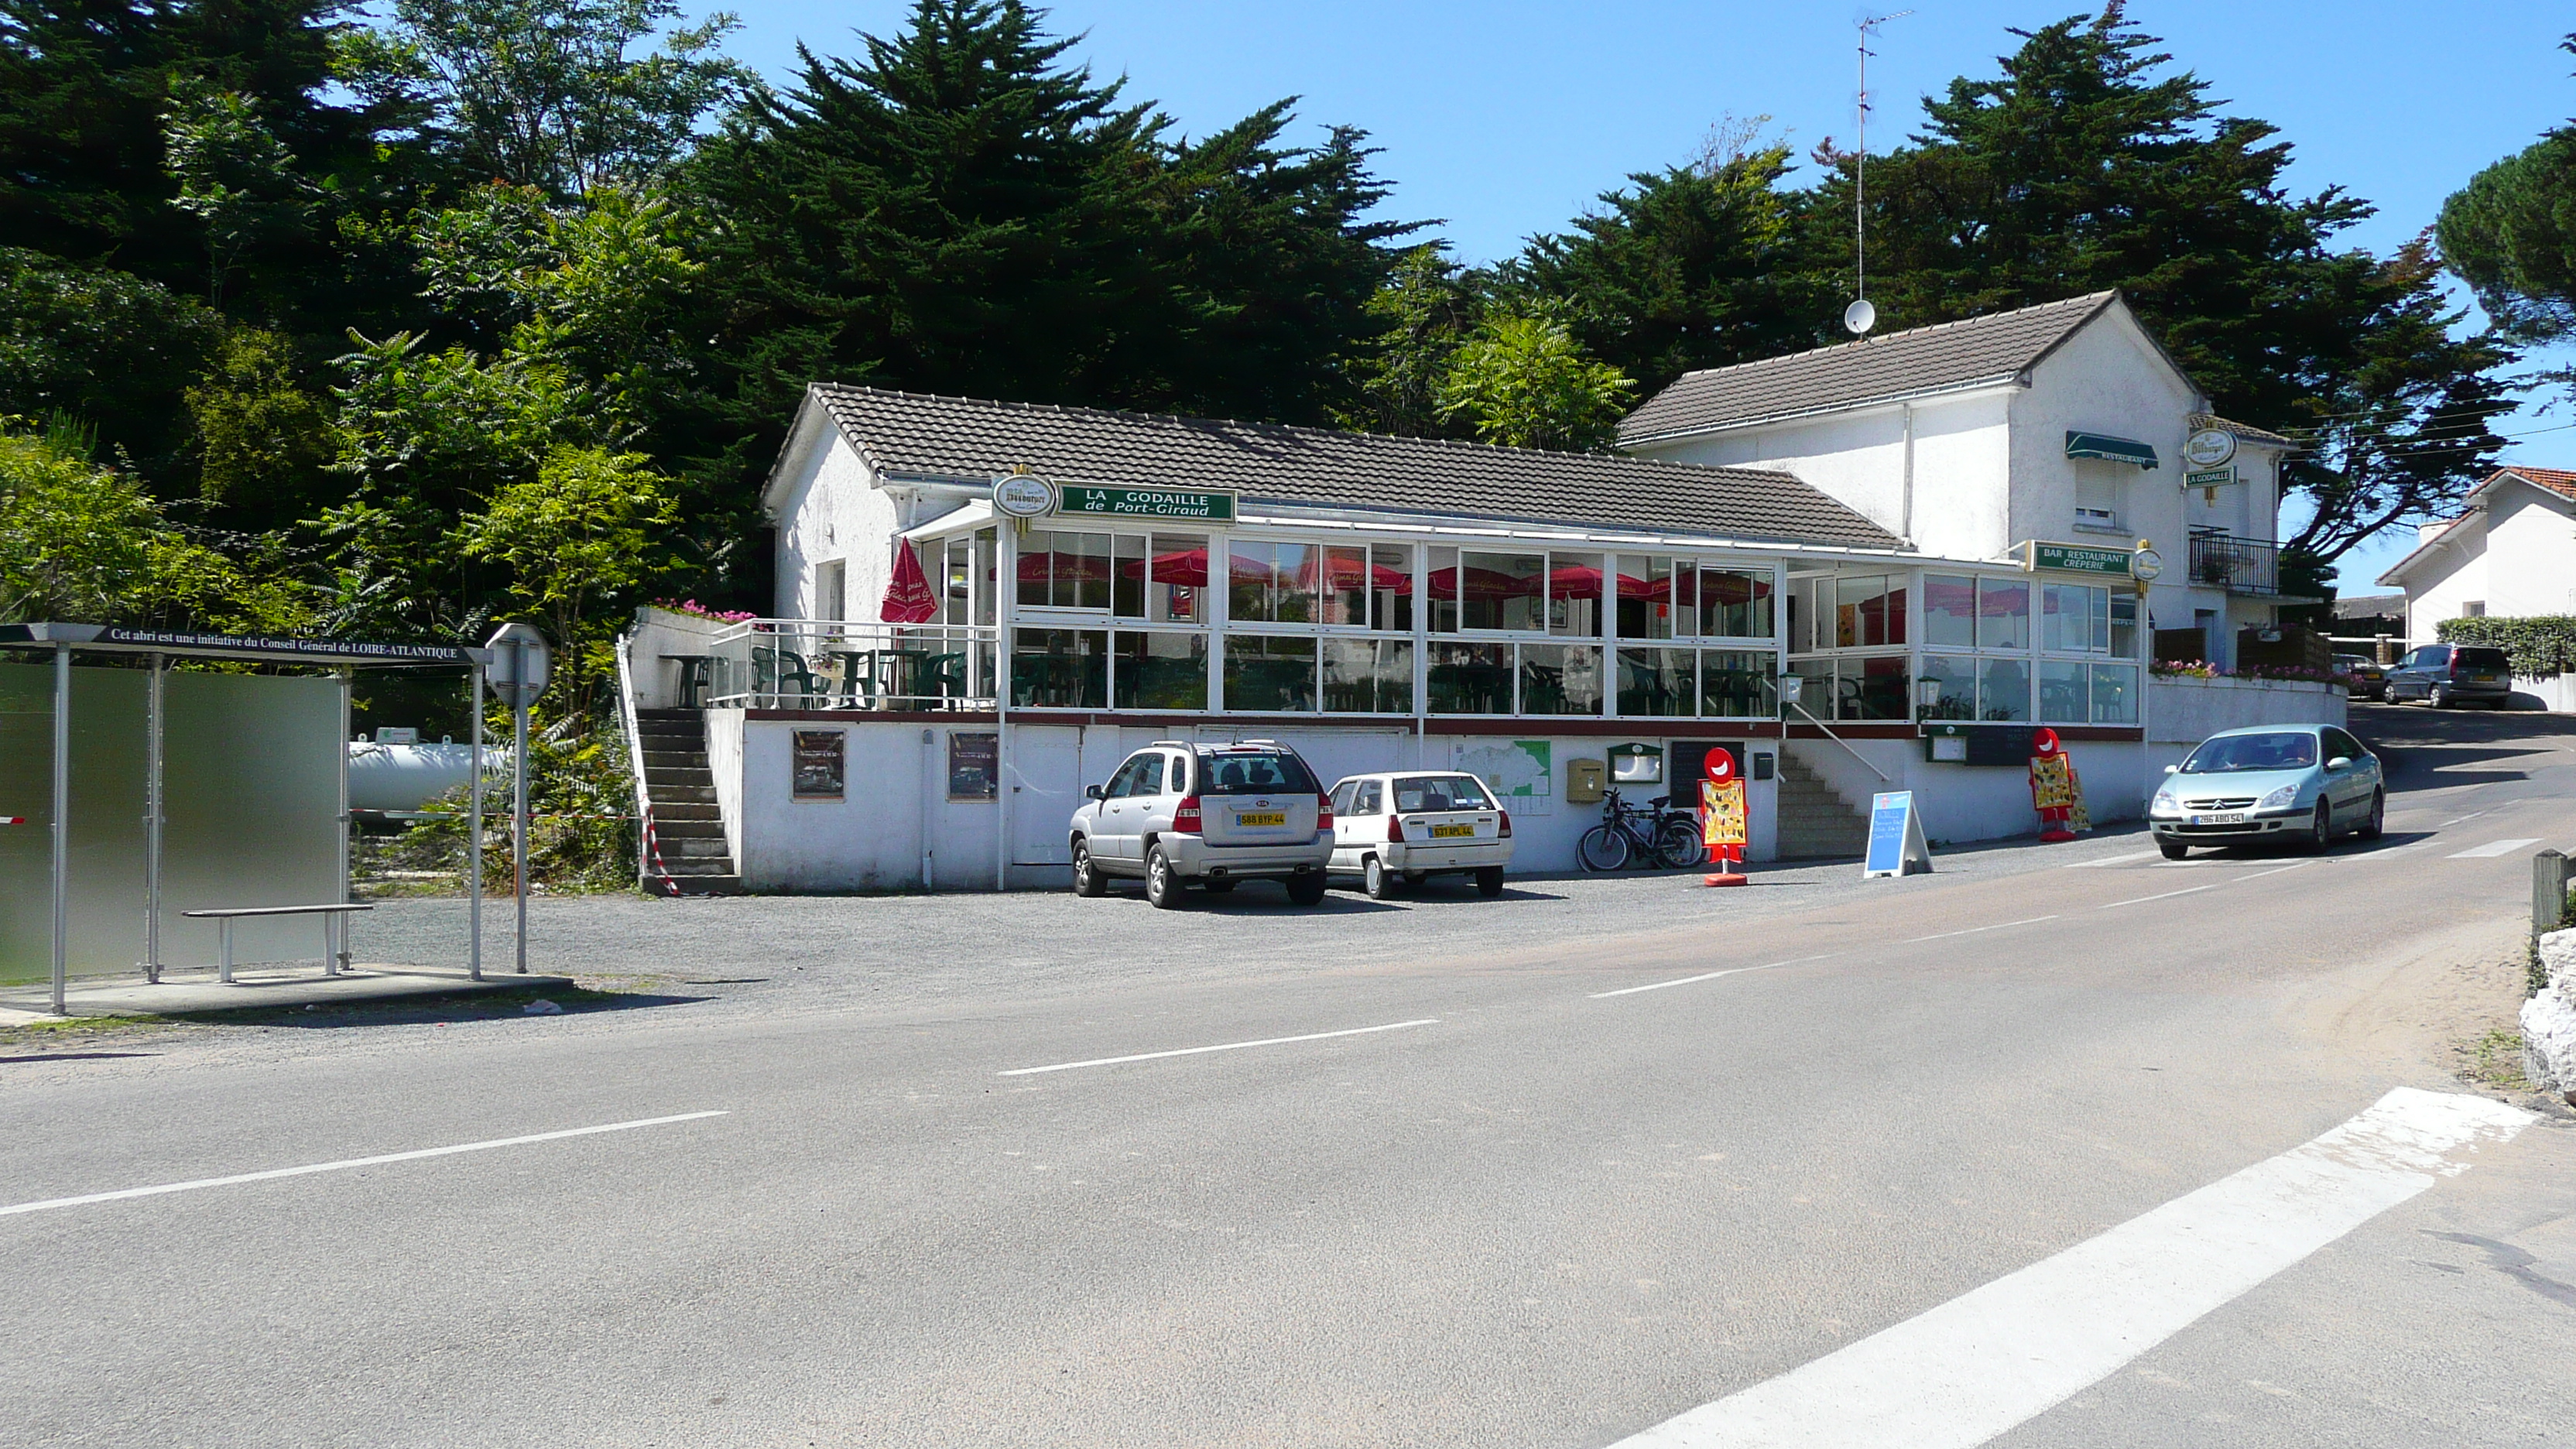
[1864,791,1934,878]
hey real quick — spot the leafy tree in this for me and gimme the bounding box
[697,0,1408,435]
[162,82,323,307]
[457,444,675,713]
[2437,35,2576,351]
[1337,245,1484,437]
[186,325,338,522]
[1509,137,1835,396]
[340,0,752,196]
[1434,312,1634,452]
[1811,4,2513,565]
[0,248,222,478]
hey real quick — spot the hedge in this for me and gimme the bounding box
[2436,615,2576,676]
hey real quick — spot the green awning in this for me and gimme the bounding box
[2065,430,2160,468]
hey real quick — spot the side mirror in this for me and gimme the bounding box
[2325,756,2352,772]
[1083,783,1104,800]
[2163,763,2180,775]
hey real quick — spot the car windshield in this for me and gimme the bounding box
[2182,731,2317,773]
[1392,776,1493,811]
[1198,751,1318,795]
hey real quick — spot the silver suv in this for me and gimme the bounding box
[1068,741,1334,907]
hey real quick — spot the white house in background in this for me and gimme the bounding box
[2376,466,2576,637]
[1617,290,2300,667]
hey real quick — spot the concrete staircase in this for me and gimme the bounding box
[1775,748,1872,859]
[635,709,741,893]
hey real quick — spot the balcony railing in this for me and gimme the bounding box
[2187,532,2280,596]
[702,620,1000,710]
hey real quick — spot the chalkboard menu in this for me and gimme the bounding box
[1921,723,2036,767]
[791,730,845,800]
[947,731,999,800]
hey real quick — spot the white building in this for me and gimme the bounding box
[1618,291,2302,669]
[616,293,2344,893]
[2376,466,2576,633]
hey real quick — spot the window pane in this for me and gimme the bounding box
[1319,544,1371,626]
[973,531,996,627]
[1011,628,1106,707]
[1521,642,1602,714]
[1372,543,1415,632]
[1619,556,1673,641]
[1923,574,1975,647]
[2110,591,2137,658]
[1978,656,2030,721]
[2039,659,2088,721]
[2041,584,2100,653]
[1834,574,1879,648]
[1918,654,1975,720]
[1459,550,1543,631]
[1065,531,1111,610]
[1699,569,1773,639]
[1848,655,1910,720]
[1790,656,1834,715]
[2091,663,2139,723]
[1549,552,1605,637]
[2091,586,2111,652]
[1323,638,1413,713]
[1617,647,1693,717]
[1978,578,2030,649]
[1112,533,1146,618]
[1701,650,1773,718]
[1222,635,1317,711]
[1427,641,1512,714]
[1427,546,1461,633]
[1013,531,1050,610]
[1146,533,1207,624]
[1112,631,1208,710]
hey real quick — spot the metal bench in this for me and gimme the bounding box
[181,903,374,983]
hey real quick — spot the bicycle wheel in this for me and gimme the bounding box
[1654,817,1706,869]
[1577,823,1632,872]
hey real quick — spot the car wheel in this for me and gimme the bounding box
[1070,840,1107,897]
[2358,789,2385,840]
[1363,855,1393,900]
[2304,799,2332,852]
[2428,683,2451,708]
[1285,872,1327,906]
[1144,845,1183,909]
[1475,866,1506,897]
[2157,836,2189,861]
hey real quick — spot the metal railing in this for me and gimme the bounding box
[2188,532,2280,596]
[700,620,1000,711]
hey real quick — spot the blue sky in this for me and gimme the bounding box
[711,1,2576,587]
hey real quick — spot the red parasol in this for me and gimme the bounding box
[879,538,938,623]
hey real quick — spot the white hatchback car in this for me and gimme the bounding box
[1326,771,1514,899]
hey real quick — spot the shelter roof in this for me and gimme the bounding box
[1618,292,2126,444]
[796,384,1900,548]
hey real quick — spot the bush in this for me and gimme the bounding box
[2437,615,2576,677]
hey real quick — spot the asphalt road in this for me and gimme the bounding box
[5,702,2574,1448]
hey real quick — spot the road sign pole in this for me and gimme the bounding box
[468,662,484,981]
[50,642,70,1016]
[513,639,530,975]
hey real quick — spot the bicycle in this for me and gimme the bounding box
[1577,787,1706,871]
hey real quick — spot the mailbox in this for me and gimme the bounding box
[1565,758,1606,803]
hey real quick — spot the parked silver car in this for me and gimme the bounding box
[2147,723,2384,859]
[1326,771,1515,899]
[1068,740,1334,907]
[2383,643,2512,708]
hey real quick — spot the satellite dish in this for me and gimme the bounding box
[1843,298,1877,335]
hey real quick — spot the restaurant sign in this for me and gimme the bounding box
[1057,485,1236,522]
[2183,465,2237,490]
[2022,541,2134,577]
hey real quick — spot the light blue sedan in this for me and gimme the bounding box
[2148,722,2386,859]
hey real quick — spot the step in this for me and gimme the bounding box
[647,871,742,896]
[669,837,731,858]
[646,768,714,787]
[658,855,738,875]
[653,785,717,804]
[642,750,707,769]
[655,820,726,839]
[652,803,721,822]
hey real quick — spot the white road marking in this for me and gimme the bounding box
[2096,882,2217,909]
[1608,1088,2530,1449]
[1904,916,2059,944]
[2062,851,2158,869]
[2447,838,2541,859]
[1588,955,1836,1000]
[998,1018,1437,1075]
[2437,810,2488,827]
[2232,862,2311,882]
[0,1112,729,1218]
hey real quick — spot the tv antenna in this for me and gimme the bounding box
[1847,9,1911,335]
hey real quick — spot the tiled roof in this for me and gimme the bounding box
[2501,465,2576,501]
[803,385,1902,548]
[2187,413,2299,449]
[1618,291,2122,444]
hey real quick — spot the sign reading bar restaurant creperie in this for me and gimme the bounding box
[1057,485,1236,522]
[2021,541,2134,577]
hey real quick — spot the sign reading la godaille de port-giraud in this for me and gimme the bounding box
[1057,485,1237,522]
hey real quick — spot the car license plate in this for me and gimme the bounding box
[1238,810,1285,827]
[2191,813,2245,826]
[1429,824,1475,839]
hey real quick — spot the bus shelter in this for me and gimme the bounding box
[0,623,525,1014]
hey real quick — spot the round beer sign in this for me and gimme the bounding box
[992,473,1056,518]
[2182,427,2237,469]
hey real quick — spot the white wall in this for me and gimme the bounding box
[2484,485,2576,618]
[626,606,726,709]
[772,425,903,622]
[2148,676,2345,742]
[2402,516,2491,639]
[1785,734,2152,849]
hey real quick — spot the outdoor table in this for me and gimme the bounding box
[827,649,881,707]
[664,653,714,708]
[182,903,375,983]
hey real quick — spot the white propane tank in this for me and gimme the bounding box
[346,739,498,812]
